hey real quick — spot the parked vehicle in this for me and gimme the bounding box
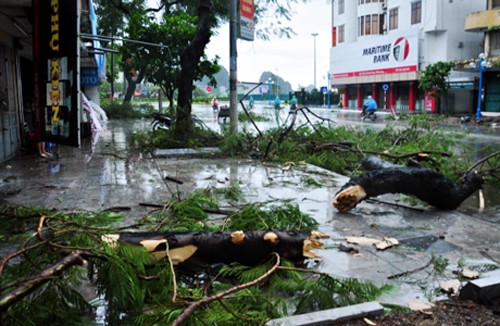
[151,112,171,131]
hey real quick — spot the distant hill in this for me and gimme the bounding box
[199,65,229,89]
[259,71,292,94]
[198,66,294,96]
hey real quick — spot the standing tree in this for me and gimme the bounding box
[94,0,306,139]
[418,61,455,114]
[125,10,220,109]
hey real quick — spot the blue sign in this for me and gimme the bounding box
[320,86,328,94]
[80,67,99,86]
[382,83,389,92]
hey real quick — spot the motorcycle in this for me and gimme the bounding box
[361,106,377,122]
[151,112,172,131]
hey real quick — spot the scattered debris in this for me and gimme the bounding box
[440,279,461,296]
[374,237,399,250]
[408,300,434,312]
[345,236,399,250]
[460,268,480,279]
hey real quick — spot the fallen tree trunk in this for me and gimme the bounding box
[333,155,484,212]
[103,230,328,266]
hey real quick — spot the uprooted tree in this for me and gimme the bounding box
[333,155,485,212]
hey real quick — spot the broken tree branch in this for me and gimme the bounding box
[171,253,281,326]
[462,151,500,178]
[334,155,484,211]
[0,250,93,312]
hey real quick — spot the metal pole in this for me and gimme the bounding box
[327,72,331,109]
[229,0,238,134]
[311,33,318,89]
[477,57,484,122]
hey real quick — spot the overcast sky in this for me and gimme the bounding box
[205,0,332,90]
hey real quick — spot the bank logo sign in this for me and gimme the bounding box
[331,29,417,79]
[393,37,410,62]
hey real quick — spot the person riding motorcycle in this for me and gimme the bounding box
[362,95,377,119]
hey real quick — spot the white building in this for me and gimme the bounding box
[329,0,484,113]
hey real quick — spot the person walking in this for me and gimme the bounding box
[249,96,255,109]
[290,95,298,110]
[274,96,281,110]
[211,97,219,111]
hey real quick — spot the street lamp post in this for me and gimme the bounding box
[311,33,318,89]
[469,53,491,122]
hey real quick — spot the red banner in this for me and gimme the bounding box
[333,65,417,79]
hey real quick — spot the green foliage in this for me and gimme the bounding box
[143,190,219,231]
[418,61,455,97]
[239,111,271,122]
[224,203,318,231]
[430,252,449,276]
[295,275,392,314]
[102,101,153,119]
[91,245,150,320]
[129,116,224,153]
[3,280,94,326]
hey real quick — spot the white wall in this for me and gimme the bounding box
[331,0,484,79]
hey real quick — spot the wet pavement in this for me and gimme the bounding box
[1,103,499,308]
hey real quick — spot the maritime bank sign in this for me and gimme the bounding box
[331,30,418,79]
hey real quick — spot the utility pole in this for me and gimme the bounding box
[229,0,238,134]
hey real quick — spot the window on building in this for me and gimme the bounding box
[411,1,422,24]
[493,0,500,8]
[358,16,364,36]
[358,14,381,36]
[389,8,398,30]
[490,30,500,53]
[372,14,379,35]
[339,0,345,14]
[339,24,345,43]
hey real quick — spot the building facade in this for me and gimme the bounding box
[329,0,486,114]
[0,0,103,163]
[465,0,500,114]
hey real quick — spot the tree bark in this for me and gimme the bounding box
[333,155,484,212]
[175,0,212,140]
[123,70,145,103]
[103,230,328,267]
